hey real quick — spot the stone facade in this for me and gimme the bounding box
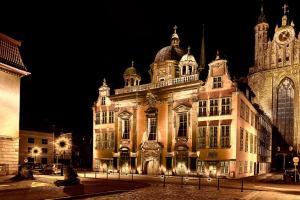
[0,33,29,175]
[92,27,272,178]
[248,4,300,152]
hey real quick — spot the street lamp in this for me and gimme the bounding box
[55,137,70,176]
[31,147,41,164]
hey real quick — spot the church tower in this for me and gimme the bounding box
[248,3,300,152]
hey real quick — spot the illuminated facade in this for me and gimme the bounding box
[248,4,300,153]
[0,33,30,175]
[93,26,272,178]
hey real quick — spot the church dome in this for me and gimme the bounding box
[180,53,196,63]
[124,66,139,76]
[154,46,186,63]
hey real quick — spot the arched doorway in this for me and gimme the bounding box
[119,148,130,174]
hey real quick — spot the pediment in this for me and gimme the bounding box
[118,111,132,119]
[173,104,191,113]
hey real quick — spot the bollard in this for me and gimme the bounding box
[217,178,220,190]
[198,176,201,190]
[181,176,183,188]
[241,179,243,192]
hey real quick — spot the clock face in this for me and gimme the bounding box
[275,27,295,45]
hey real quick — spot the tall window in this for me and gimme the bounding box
[250,134,253,153]
[250,111,255,127]
[239,161,243,174]
[240,101,245,119]
[221,125,230,148]
[148,118,157,140]
[101,96,106,105]
[277,78,294,145]
[244,161,248,173]
[210,99,219,116]
[95,134,101,149]
[250,161,253,173]
[122,119,130,139]
[96,112,101,124]
[197,126,206,148]
[109,111,114,123]
[221,98,231,115]
[213,76,222,88]
[178,113,187,137]
[245,106,249,122]
[209,126,218,148]
[197,161,205,174]
[220,161,229,174]
[240,128,244,151]
[245,131,249,152]
[254,136,257,154]
[102,111,107,124]
[199,100,207,116]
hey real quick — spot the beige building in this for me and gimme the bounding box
[19,130,54,165]
[92,25,272,178]
[248,4,300,153]
[0,33,30,175]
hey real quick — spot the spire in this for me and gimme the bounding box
[281,4,289,26]
[171,25,180,47]
[102,78,107,86]
[199,24,206,71]
[131,60,135,68]
[187,46,191,55]
[258,0,267,23]
[215,50,220,60]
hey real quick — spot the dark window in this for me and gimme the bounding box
[122,119,130,139]
[42,139,48,144]
[102,112,107,124]
[213,77,222,88]
[197,126,206,148]
[199,100,207,116]
[109,111,114,123]
[178,113,187,137]
[101,97,106,105]
[221,98,231,115]
[28,138,34,144]
[209,126,218,148]
[166,157,172,170]
[221,125,230,148]
[42,148,48,154]
[210,99,219,116]
[41,158,47,164]
[96,112,100,124]
[148,118,157,140]
[190,157,197,171]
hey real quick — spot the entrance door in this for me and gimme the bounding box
[208,162,217,177]
[146,159,159,175]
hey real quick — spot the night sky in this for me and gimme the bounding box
[1,0,299,142]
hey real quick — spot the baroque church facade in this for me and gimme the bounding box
[92,9,275,178]
[248,4,300,155]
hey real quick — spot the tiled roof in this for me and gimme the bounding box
[0,33,27,71]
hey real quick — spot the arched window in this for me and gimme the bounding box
[182,66,186,75]
[277,78,294,145]
[188,66,193,75]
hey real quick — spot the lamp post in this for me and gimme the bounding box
[32,147,41,164]
[55,136,70,176]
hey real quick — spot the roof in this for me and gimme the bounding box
[0,33,27,72]
[154,46,185,63]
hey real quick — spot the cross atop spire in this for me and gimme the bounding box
[131,60,135,67]
[173,25,178,34]
[282,4,288,15]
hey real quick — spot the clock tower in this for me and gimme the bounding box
[248,3,300,152]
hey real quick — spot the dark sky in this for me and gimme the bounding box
[1,0,299,141]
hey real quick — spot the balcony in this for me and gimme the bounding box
[115,74,199,95]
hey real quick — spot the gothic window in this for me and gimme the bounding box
[240,128,244,151]
[109,111,114,123]
[199,100,207,116]
[221,125,230,148]
[213,77,222,88]
[221,98,231,115]
[148,118,157,140]
[96,112,100,124]
[209,126,218,148]
[102,111,107,124]
[197,126,206,149]
[178,113,187,137]
[101,97,106,105]
[210,99,219,116]
[277,78,294,144]
[122,119,130,139]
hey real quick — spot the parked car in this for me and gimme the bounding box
[283,168,299,182]
[43,164,63,175]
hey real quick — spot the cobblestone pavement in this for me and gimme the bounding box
[85,183,252,200]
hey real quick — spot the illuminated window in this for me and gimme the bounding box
[277,78,294,145]
[244,161,248,173]
[199,100,207,116]
[95,134,100,149]
[240,128,244,151]
[178,113,187,137]
[109,111,114,123]
[197,161,205,174]
[122,119,130,139]
[221,125,230,148]
[221,98,231,115]
[209,126,218,148]
[148,118,157,140]
[220,161,229,174]
[101,97,106,105]
[213,76,222,88]
[197,126,206,149]
[209,99,219,116]
[96,112,100,124]
[102,111,107,124]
